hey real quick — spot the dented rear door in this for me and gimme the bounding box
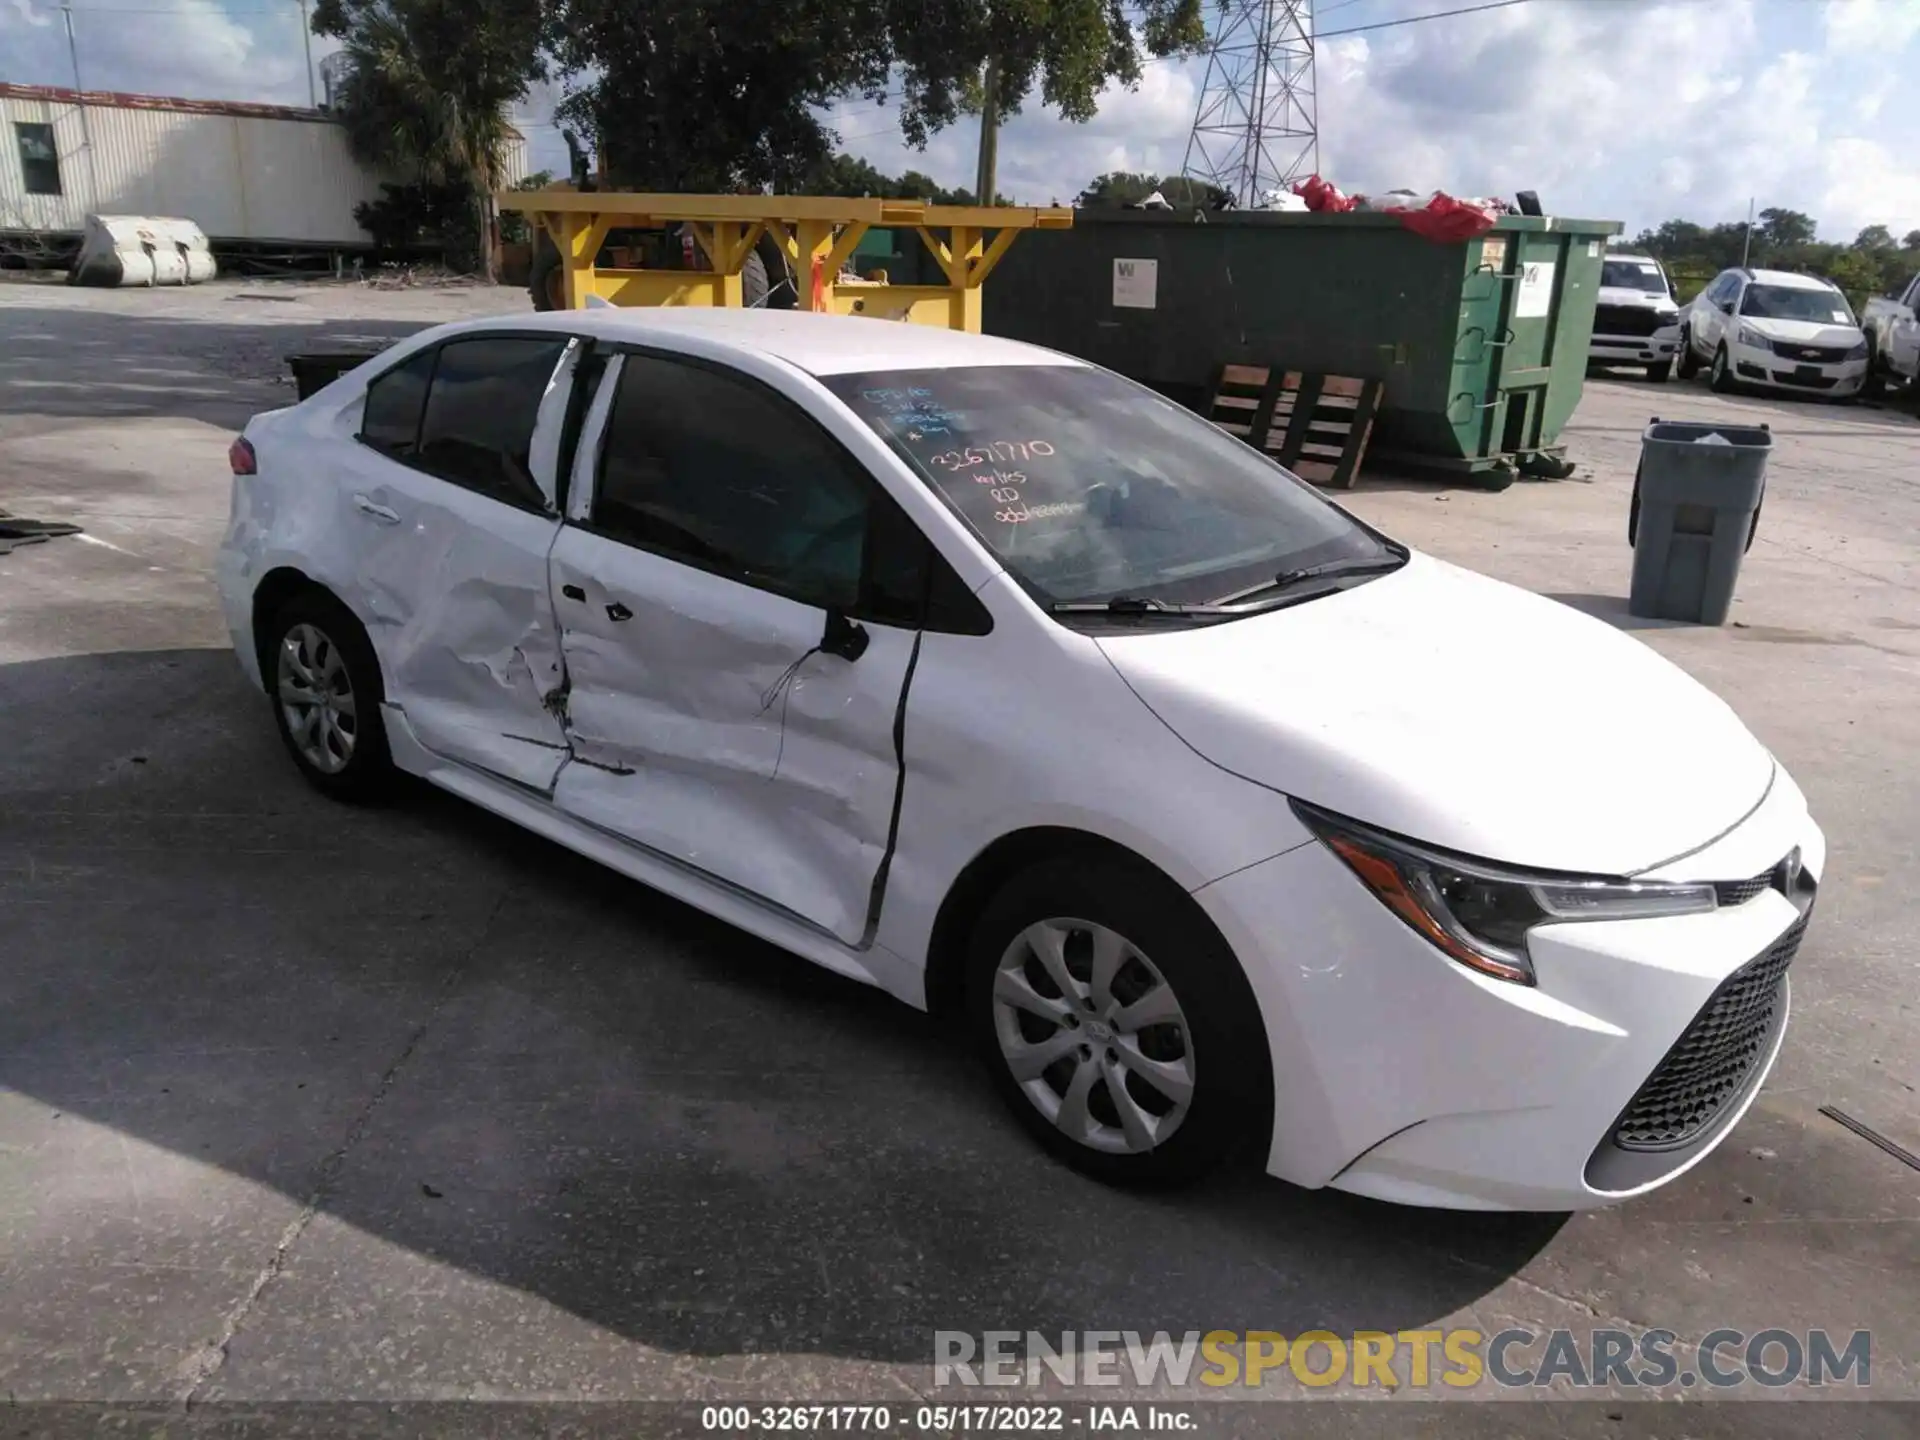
[348,333,578,791]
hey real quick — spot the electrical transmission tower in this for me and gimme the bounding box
[1181,0,1318,208]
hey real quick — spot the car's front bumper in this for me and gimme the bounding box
[1729,342,1867,396]
[1590,328,1679,365]
[1193,767,1823,1211]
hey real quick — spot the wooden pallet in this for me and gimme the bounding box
[1204,364,1384,489]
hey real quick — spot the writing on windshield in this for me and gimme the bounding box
[825,364,1382,608]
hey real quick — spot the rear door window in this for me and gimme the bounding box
[415,336,570,510]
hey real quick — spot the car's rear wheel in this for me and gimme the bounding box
[1675,327,1701,379]
[965,853,1269,1185]
[1709,343,1738,394]
[264,591,395,801]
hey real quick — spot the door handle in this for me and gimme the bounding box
[561,583,586,601]
[351,493,400,524]
[605,601,633,622]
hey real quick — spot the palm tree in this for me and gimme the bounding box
[321,0,532,279]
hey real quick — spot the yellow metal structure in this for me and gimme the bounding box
[494,190,1073,333]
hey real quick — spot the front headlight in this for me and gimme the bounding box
[1291,801,1717,986]
[1846,341,1869,361]
[1736,323,1768,348]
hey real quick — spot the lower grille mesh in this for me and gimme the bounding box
[1612,912,1808,1151]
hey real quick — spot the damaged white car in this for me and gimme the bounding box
[218,309,1822,1210]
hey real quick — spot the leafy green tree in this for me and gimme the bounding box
[1075,171,1230,210]
[547,0,1204,194]
[1854,224,1894,251]
[1757,207,1817,249]
[313,0,543,277]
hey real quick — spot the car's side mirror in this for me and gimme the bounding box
[1718,299,1735,314]
[821,608,869,662]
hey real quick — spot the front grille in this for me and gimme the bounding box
[1769,341,1851,364]
[1612,911,1809,1151]
[1713,869,1775,906]
[1771,370,1838,389]
[1594,304,1667,338]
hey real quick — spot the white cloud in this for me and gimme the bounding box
[6,0,1915,240]
[0,0,320,106]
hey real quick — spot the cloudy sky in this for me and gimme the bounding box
[4,0,1917,243]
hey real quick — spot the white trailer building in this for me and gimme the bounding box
[1,83,529,260]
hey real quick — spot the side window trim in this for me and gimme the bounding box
[565,352,624,524]
[525,336,585,512]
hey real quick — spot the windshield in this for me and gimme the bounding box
[1602,259,1668,295]
[823,364,1396,608]
[1740,283,1855,325]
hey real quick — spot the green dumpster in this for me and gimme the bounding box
[982,208,1622,487]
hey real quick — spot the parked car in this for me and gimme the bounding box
[1677,267,1868,397]
[1860,271,1920,394]
[1590,253,1682,381]
[217,309,1823,1211]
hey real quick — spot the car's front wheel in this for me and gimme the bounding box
[965,853,1269,1185]
[1709,343,1738,394]
[263,590,395,801]
[1675,327,1701,379]
[1646,357,1673,383]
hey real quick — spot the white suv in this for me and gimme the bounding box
[1590,253,1681,381]
[1677,267,1869,398]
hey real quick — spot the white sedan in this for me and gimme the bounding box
[216,309,1822,1211]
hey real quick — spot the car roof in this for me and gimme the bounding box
[1606,253,1661,264]
[1742,268,1837,291]
[444,306,1084,377]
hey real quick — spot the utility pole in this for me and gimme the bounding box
[59,2,101,208]
[974,57,1000,206]
[297,0,317,108]
[1740,196,1755,268]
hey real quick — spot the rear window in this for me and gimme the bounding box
[821,364,1388,608]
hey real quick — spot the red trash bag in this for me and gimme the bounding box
[1395,192,1499,243]
[1293,174,1359,213]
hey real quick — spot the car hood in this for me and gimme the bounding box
[1741,316,1862,346]
[1098,555,1774,876]
[1598,286,1677,314]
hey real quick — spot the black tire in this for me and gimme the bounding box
[1646,358,1673,383]
[1675,327,1701,379]
[261,589,396,802]
[1709,344,1737,394]
[964,852,1271,1186]
[742,249,769,309]
[1860,344,1885,399]
[529,234,563,312]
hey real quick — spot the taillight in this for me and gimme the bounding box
[229,437,257,475]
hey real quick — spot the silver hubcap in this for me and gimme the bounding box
[277,622,356,774]
[991,918,1196,1155]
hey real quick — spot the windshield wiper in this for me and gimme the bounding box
[1210,552,1408,607]
[1048,595,1236,616]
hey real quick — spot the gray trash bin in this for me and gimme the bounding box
[1627,419,1771,624]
